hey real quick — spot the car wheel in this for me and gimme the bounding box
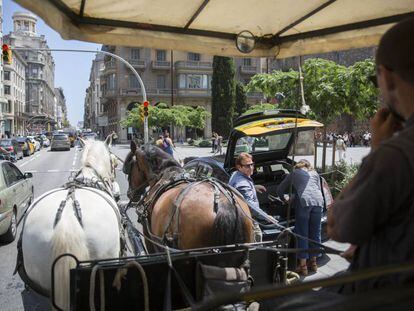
[1,208,17,243]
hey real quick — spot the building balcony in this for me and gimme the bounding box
[240,65,259,74]
[177,88,211,97]
[26,55,44,64]
[128,59,147,69]
[119,88,141,96]
[175,61,213,72]
[102,88,117,97]
[103,61,116,72]
[119,88,177,97]
[148,88,176,96]
[151,61,171,70]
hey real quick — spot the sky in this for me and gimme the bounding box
[3,0,101,126]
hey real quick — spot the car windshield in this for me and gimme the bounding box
[53,135,68,141]
[234,129,315,156]
[16,138,27,143]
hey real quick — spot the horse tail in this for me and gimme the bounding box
[51,204,89,311]
[213,195,247,246]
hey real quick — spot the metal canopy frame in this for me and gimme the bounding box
[46,0,414,48]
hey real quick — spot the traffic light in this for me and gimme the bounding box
[2,44,12,64]
[143,101,149,117]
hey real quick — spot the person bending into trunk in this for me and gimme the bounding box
[277,159,324,276]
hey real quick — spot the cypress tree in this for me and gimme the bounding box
[211,56,235,138]
[235,81,248,116]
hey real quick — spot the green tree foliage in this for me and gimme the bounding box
[243,103,276,115]
[302,58,348,124]
[246,70,299,109]
[235,81,248,116]
[212,56,236,137]
[121,103,210,131]
[346,59,379,119]
[246,58,378,123]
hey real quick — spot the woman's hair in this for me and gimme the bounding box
[295,159,314,171]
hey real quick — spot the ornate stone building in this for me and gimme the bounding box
[0,0,8,136]
[4,12,56,130]
[3,50,26,136]
[87,45,264,141]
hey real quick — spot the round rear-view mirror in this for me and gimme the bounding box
[236,30,255,54]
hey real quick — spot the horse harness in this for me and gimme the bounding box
[14,172,126,298]
[134,174,244,250]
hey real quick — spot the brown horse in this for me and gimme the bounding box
[123,141,254,251]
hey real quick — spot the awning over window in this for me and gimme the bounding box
[15,0,414,58]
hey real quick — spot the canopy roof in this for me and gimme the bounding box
[16,0,414,58]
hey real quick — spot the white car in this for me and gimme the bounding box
[0,160,34,242]
[42,137,50,147]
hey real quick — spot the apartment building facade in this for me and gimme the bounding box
[54,87,67,129]
[4,12,56,127]
[91,46,264,141]
[84,53,104,134]
[0,0,8,136]
[3,50,26,136]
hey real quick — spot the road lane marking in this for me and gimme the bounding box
[47,170,59,172]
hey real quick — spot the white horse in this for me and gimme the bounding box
[18,137,122,310]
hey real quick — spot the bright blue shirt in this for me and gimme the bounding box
[228,170,269,221]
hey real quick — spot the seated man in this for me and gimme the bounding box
[328,17,414,293]
[229,152,274,242]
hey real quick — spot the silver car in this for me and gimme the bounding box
[0,161,34,243]
[51,134,70,151]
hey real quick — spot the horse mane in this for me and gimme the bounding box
[141,144,181,175]
[81,140,112,181]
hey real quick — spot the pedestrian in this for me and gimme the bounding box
[216,135,223,155]
[229,152,270,243]
[162,132,175,156]
[155,135,164,149]
[350,132,356,147]
[111,131,118,145]
[328,17,414,293]
[276,159,324,276]
[211,132,217,153]
[336,135,347,161]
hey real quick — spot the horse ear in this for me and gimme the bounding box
[104,134,113,146]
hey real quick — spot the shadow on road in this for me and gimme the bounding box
[21,288,50,311]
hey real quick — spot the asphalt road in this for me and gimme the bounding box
[0,144,131,311]
[0,143,363,310]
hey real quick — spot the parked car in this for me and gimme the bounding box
[27,136,41,152]
[36,134,50,147]
[63,132,76,147]
[0,139,24,161]
[51,134,70,151]
[16,137,34,156]
[0,160,34,243]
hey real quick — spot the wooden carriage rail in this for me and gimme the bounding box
[194,259,414,311]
